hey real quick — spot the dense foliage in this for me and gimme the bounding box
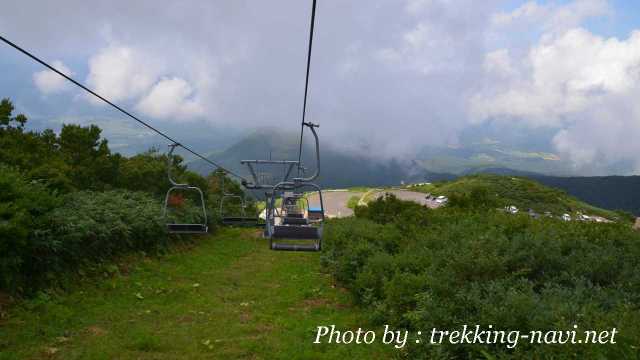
[0,165,61,292]
[413,174,624,220]
[0,98,245,294]
[323,195,640,359]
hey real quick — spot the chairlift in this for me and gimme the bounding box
[238,0,322,251]
[219,172,264,227]
[163,143,208,234]
[243,122,325,252]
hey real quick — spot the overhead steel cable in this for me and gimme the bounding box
[296,0,317,175]
[0,34,247,182]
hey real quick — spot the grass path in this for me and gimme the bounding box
[0,229,389,359]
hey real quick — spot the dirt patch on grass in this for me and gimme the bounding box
[41,346,60,358]
[177,315,194,324]
[302,298,329,308]
[334,302,351,310]
[254,323,275,332]
[85,325,107,337]
[239,312,252,323]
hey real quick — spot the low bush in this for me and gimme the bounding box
[322,195,640,358]
[0,166,61,292]
[0,167,210,294]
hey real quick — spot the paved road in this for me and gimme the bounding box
[265,189,439,220]
[307,190,363,218]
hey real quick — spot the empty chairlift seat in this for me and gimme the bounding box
[163,144,209,234]
[266,123,325,252]
[219,175,264,227]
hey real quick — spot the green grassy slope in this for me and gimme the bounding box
[410,174,624,220]
[0,229,389,360]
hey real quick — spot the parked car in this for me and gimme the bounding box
[505,205,519,214]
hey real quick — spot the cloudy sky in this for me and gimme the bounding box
[1,0,639,174]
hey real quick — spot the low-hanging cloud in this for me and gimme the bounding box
[2,0,640,174]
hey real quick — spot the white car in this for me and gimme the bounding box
[506,205,519,214]
[578,214,591,221]
[561,213,572,221]
[435,196,448,204]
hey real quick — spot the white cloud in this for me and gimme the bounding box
[84,42,211,121]
[492,0,611,34]
[375,1,489,75]
[32,60,73,94]
[136,77,204,120]
[85,44,160,103]
[472,28,640,121]
[471,27,640,172]
[484,49,516,78]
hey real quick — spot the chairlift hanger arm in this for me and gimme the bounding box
[293,122,320,182]
[167,143,186,187]
[297,0,318,175]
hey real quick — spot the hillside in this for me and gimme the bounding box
[408,174,626,221]
[465,168,640,216]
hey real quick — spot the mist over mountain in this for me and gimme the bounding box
[188,128,428,188]
[189,129,640,215]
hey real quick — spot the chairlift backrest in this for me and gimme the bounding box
[163,143,208,234]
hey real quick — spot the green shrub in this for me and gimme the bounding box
[0,182,209,294]
[322,196,640,358]
[0,166,61,292]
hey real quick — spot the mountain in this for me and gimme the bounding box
[188,128,420,188]
[189,129,640,215]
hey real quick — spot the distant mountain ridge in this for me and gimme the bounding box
[188,128,418,188]
[189,130,640,215]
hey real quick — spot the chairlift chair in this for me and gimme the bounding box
[163,144,209,234]
[240,123,325,251]
[219,173,264,227]
[263,123,325,251]
[267,182,324,251]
